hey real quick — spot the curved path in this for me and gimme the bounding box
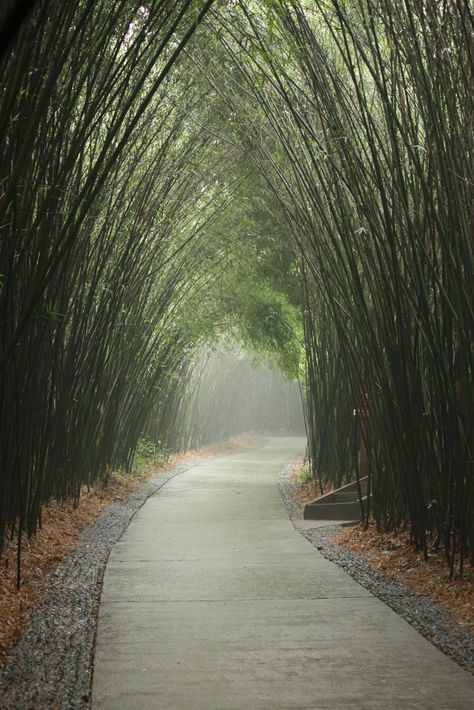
[91,437,474,709]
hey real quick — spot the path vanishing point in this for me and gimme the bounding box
[91,437,474,709]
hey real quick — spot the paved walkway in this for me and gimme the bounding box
[91,437,474,709]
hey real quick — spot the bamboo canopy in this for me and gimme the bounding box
[0,1,472,581]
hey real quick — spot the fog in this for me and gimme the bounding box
[177,350,305,450]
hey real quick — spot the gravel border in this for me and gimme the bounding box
[0,459,204,709]
[1,450,472,709]
[277,460,474,674]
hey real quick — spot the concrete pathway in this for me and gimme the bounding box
[91,437,474,709]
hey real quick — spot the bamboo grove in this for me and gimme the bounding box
[0,0,221,575]
[207,0,473,569]
[1,0,473,578]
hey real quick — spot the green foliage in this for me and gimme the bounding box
[1,0,471,581]
[221,0,473,571]
[180,154,304,379]
[0,0,221,583]
[295,467,312,485]
[132,439,169,476]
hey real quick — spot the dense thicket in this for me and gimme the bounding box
[1,0,472,579]
[0,1,302,584]
[0,0,221,575]
[208,0,473,569]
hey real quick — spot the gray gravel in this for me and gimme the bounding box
[277,460,474,674]
[1,452,472,710]
[0,460,203,709]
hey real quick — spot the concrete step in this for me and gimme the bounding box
[304,498,368,521]
[303,477,369,521]
[331,491,359,502]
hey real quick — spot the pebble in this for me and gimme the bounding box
[0,460,202,709]
[0,455,472,710]
[277,460,474,674]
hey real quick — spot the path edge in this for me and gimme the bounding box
[0,458,205,709]
[276,459,474,675]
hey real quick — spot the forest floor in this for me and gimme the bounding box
[292,467,473,635]
[0,436,255,665]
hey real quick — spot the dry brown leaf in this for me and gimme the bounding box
[335,521,473,631]
[0,437,257,664]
